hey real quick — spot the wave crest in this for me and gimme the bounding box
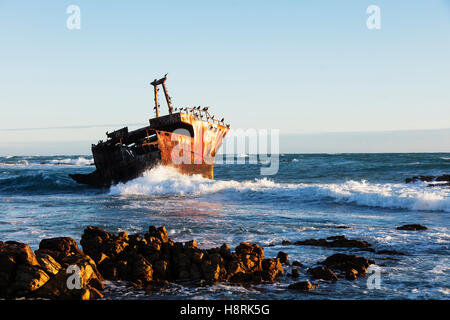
[110,166,450,212]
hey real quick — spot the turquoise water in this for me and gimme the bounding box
[0,153,449,299]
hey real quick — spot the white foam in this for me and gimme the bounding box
[109,166,450,212]
[49,157,92,166]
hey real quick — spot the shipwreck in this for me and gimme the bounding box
[69,75,230,187]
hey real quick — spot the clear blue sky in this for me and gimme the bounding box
[0,0,449,155]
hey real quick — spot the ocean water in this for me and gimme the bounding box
[0,153,449,300]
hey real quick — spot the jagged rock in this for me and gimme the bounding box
[36,253,62,276]
[405,174,450,187]
[130,255,153,282]
[345,268,358,280]
[277,251,289,265]
[38,237,83,260]
[261,258,284,281]
[405,175,435,184]
[321,253,375,279]
[0,241,50,297]
[396,224,428,231]
[10,264,50,295]
[281,240,291,245]
[34,262,103,300]
[288,280,317,291]
[290,268,300,278]
[201,260,220,282]
[1,241,39,267]
[148,226,169,243]
[376,250,404,256]
[294,235,371,249]
[292,261,303,267]
[307,266,338,281]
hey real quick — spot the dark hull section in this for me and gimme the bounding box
[69,145,161,187]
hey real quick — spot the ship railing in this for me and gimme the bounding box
[175,106,228,127]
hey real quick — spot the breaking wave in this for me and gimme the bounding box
[110,166,450,212]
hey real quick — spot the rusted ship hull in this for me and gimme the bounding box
[69,112,228,187]
[70,75,229,187]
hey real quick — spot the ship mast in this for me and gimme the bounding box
[150,74,173,117]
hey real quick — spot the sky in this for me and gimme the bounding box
[0,0,449,155]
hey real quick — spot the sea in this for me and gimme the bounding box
[0,153,449,300]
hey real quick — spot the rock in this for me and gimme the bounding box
[288,280,317,291]
[130,255,153,282]
[276,251,289,265]
[184,240,197,249]
[291,268,299,278]
[201,260,221,282]
[281,240,291,245]
[261,258,284,281]
[10,264,50,295]
[1,241,39,266]
[345,268,358,280]
[219,243,231,259]
[396,224,428,231]
[405,175,450,187]
[0,241,50,297]
[38,237,83,259]
[322,253,375,279]
[435,174,450,182]
[307,266,338,281]
[292,260,303,267]
[294,235,371,249]
[34,258,103,301]
[148,226,169,243]
[36,253,62,276]
[376,250,404,256]
[405,175,435,184]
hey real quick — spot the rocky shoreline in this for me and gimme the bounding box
[0,224,428,299]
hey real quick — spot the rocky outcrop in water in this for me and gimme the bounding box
[396,224,428,231]
[79,226,284,288]
[288,280,317,291]
[320,253,375,280]
[292,235,371,249]
[405,174,450,187]
[0,238,104,300]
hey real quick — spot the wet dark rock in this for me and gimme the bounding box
[2,225,286,298]
[281,240,291,245]
[34,252,105,300]
[321,253,375,279]
[405,175,435,184]
[396,224,428,231]
[38,237,83,260]
[288,280,317,291]
[35,253,62,276]
[376,250,404,256]
[0,241,49,297]
[294,235,371,249]
[276,251,289,265]
[345,268,359,280]
[290,268,300,278]
[148,226,169,243]
[292,260,303,267]
[405,174,450,187]
[260,258,284,282]
[307,266,338,281]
